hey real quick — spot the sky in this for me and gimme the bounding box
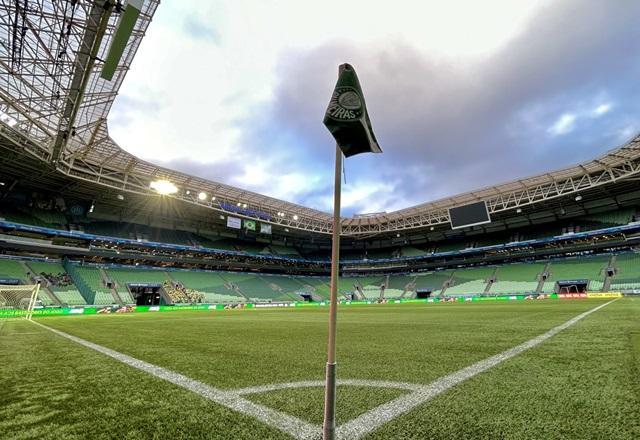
[109,0,640,216]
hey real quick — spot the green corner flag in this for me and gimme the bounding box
[323,64,383,157]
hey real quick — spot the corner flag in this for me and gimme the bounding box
[323,64,382,157]
[321,63,383,440]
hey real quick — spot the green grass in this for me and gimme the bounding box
[248,386,407,426]
[1,299,638,439]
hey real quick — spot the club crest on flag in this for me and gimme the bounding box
[326,88,363,121]
[323,63,382,157]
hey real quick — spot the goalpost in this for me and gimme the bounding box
[0,284,41,320]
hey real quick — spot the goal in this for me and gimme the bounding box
[0,284,41,320]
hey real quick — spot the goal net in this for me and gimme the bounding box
[0,284,41,320]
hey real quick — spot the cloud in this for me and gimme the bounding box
[548,113,577,136]
[111,0,640,215]
[231,0,640,213]
[592,103,612,116]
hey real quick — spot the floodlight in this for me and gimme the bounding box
[243,203,248,208]
[516,208,522,213]
[396,233,401,237]
[575,195,583,201]
[186,190,191,195]
[150,179,178,195]
[198,192,207,201]
[211,196,216,201]
[116,194,125,200]
[237,202,242,207]
[293,215,299,220]
[429,226,435,231]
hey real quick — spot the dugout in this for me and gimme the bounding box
[299,293,313,302]
[416,289,432,299]
[556,279,589,294]
[128,283,164,306]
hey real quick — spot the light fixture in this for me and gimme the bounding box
[237,202,242,207]
[396,233,401,237]
[293,215,299,221]
[198,192,207,201]
[150,179,178,195]
[116,194,125,200]
[430,226,435,231]
[242,203,247,208]
[211,196,216,201]
[186,190,191,195]
[89,201,95,213]
[516,208,522,213]
[575,195,583,202]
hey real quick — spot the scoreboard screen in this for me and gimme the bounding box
[448,201,491,229]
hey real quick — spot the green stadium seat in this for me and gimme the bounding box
[492,263,544,294]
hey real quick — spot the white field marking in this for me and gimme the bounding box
[32,299,617,440]
[335,298,618,440]
[30,320,320,440]
[233,379,421,396]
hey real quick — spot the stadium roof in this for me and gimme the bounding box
[1,0,640,236]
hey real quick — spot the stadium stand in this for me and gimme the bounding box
[216,272,291,301]
[294,277,331,299]
[400,246,427,258]
[539,256,609,293]
[72,266,116,305]
[491,263,544,294]
[611,253,640,290]
[0,259,28,281]
[106,267,168,304]
[268,245,302,257]
[170,270,245,303]
[445,267,495,296]
[414,271,453,296]
[259,274,307,299]
[28,261,87,306]
[385,274,416,298]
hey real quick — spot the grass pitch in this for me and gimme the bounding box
[1,299,639,439]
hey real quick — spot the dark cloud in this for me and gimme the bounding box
[234,0,640,214]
